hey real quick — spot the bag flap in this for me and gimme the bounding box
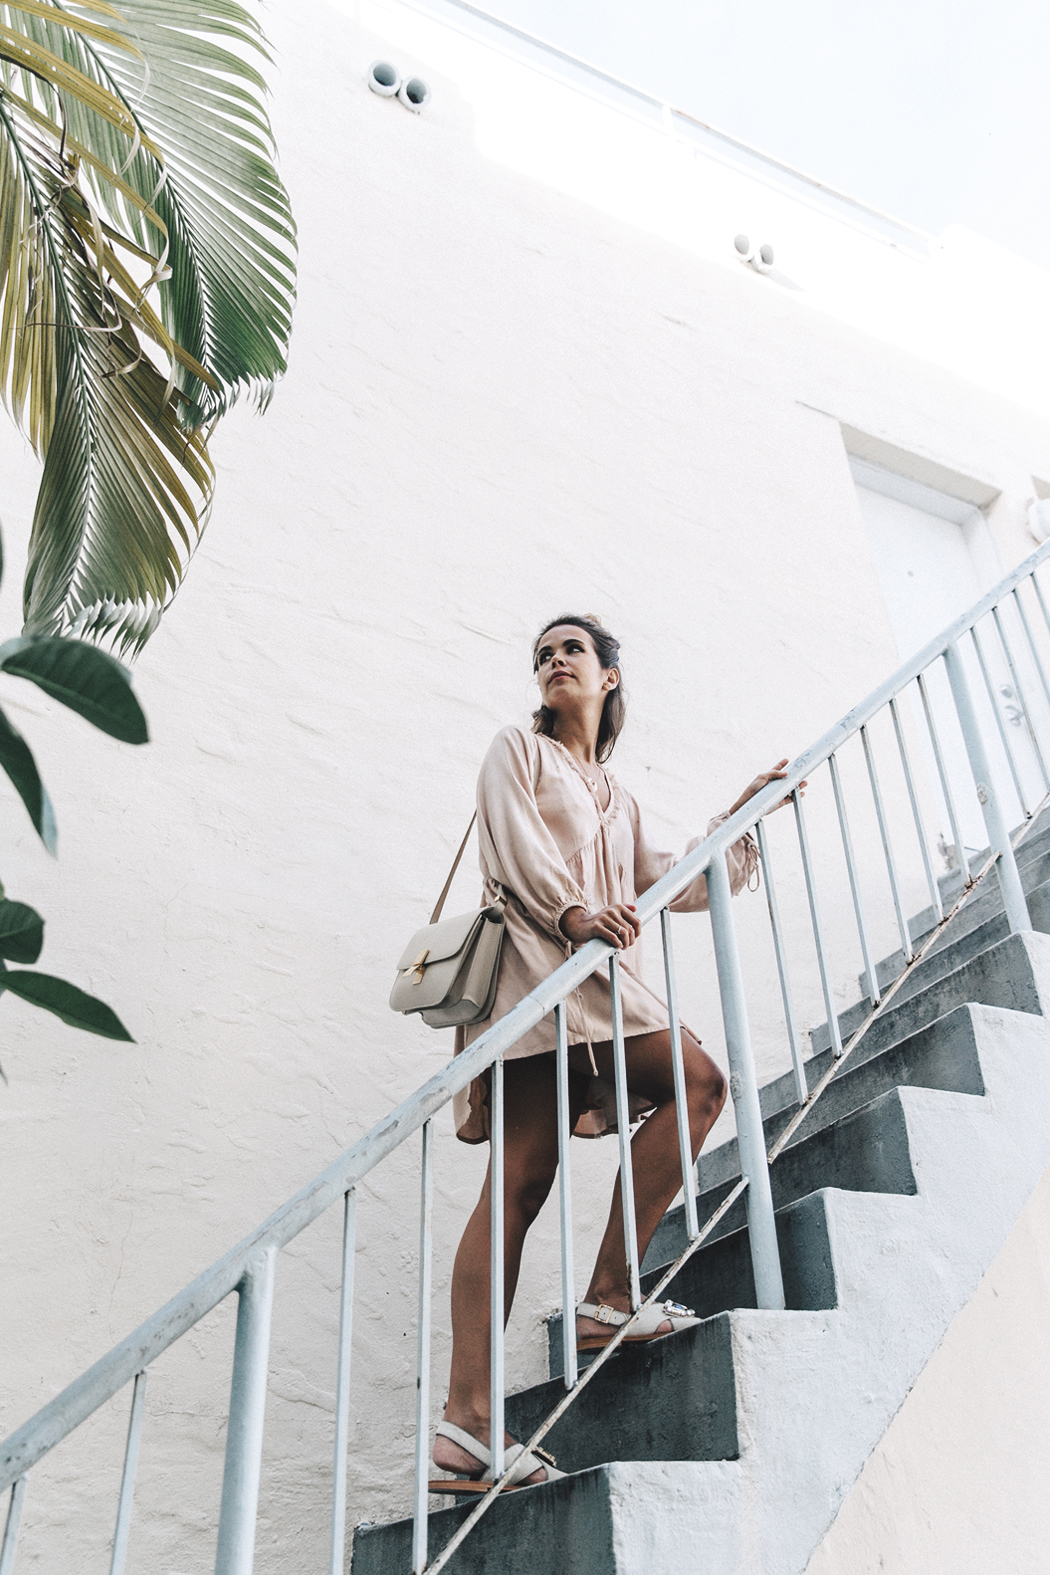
[396,909,487,971]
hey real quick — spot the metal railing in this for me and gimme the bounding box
[5,537,1050,1574]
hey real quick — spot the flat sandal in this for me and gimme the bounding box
[428,1420,565,1495]
[576,1299,700,1351]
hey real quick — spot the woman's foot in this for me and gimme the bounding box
[433,1416,548,1486]
[575,1291,673,1344]
[576,1293,699,1349]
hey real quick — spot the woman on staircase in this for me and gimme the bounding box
[431,613,797,1493]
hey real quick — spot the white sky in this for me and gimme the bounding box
[480,0,1050,267]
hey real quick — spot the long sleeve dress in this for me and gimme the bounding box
[452,725,758,1143]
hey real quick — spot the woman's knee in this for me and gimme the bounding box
[505,1165,557,1227]
[683,1039,727,1118]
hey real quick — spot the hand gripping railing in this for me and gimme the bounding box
[4,537,1050,1574]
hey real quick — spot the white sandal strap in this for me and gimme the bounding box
[433,1421,563,1485]
[577,1298,697,1335]
[576,1301,628,1327]
[435,1420,490,1467]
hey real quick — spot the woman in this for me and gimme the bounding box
[431,614,796,1493]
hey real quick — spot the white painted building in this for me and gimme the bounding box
[2,2,1050,1570]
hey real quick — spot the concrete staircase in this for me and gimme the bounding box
[352,814,1050,1574]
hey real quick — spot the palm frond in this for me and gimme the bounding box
[0,0,295,648]
[0,89,212,649]
[12,0,298,425]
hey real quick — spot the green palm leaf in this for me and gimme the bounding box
[7,0,297,424]
[0,0,295,649]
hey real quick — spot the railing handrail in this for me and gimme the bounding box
[4,533,1050,1493]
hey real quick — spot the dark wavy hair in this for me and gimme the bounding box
[531,613,626,763]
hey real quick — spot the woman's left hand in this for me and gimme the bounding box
[730,759,806,816]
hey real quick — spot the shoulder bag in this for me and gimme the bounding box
[389,814,507,1029]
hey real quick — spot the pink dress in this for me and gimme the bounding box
[453,726,758,1143]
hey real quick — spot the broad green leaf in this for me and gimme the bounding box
[0,636,148,742]
[0,967,133,1039]
[0,702,57,852]
[0,897,43,962]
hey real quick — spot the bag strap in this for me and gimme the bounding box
[429,812,478,925]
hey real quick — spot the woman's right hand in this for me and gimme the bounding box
[560,903,641,949]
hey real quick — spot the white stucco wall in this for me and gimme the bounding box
[2,2,1050,1569]
[805,1159,1050,1575]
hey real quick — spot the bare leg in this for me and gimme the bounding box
[435,1054,588,1479]
[574,1028,726,1341]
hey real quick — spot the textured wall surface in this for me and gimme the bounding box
[805,1159,1050,1575]
[1,1,1050,1570]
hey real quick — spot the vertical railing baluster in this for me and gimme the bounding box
[660,908,699,1240]
[329,1188,357,1575]
[554,1004,578,1388]
[214,1247,277,1575]
[609,954,642,1311]
[917,669,970,881]
[754,821,807,1107]
[0,1478,26,1575]
[861,724,913,962]
[828,752,882,1005]
[890,695,943,921]
[971,625,1030,817]
[943,642,1030,933]
[1030,569,1050,642]
[1013,587,1050,715]
[109,1369,147,1575]
[993,604,1050,787]
[793,790,843,1059]
[489,1058,505,1481]
[411,1126,433,1575]
[706,853,785,1308]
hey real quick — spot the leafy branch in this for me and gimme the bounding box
[0,529,146,1072]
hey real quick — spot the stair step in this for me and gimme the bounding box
[351,1465,618,1575]
[517,1310,739,1472]
[864,810,1050,988]
[548,1078,914,1377]
[810,928,1047,1061]
[929,811,1050,911]
[350,827,1050,1574]
[866,858,1050,995]
[531,1090,909,1455]
[646,1001,984,1270]
[353,973,1050,1575]
[547,1187,836,1379]
[672,1085,917,1250]
[880,880,1050,1009]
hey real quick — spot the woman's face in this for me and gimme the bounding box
[534,625,617,712]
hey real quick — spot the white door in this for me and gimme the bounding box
[852,458,1037,864]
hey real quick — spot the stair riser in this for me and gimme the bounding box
[668,1087,916,1251]
[897,839,1050,960]
[868,875,1050,997]
[355,865,1050,1574]
[351,1466,617,1575]
[677,1004,985,1207]
[508,1312,738,1474]
[810,930,1046,1059]
[551,1190,837,1376]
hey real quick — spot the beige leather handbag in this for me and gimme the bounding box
[389,815,507,1029]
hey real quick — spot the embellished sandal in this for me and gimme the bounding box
[576,1299,700,1351]
[428,1420,565,1495]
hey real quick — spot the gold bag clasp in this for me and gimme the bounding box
[405,947,430,985]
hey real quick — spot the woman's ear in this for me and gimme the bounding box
[603,669,620,692]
